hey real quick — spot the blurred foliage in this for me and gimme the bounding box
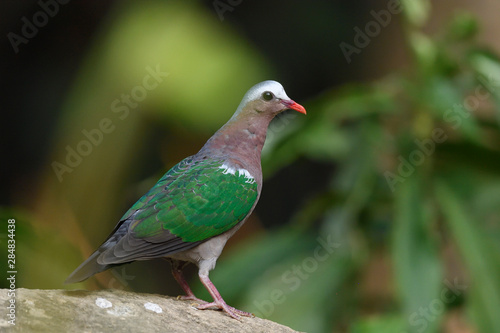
[4,1,500,333]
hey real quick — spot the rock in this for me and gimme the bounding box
[0,288,300,333]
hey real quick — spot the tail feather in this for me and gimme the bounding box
[65,219,130,284]
[64,250,112,284]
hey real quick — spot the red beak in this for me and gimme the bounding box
[282,99,307,114]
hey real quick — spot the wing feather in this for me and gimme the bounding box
[95,156,258,265]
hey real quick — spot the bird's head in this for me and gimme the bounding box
[231,80,306,120]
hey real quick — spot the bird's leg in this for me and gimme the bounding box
[169,260,207,304]
[196,272,254,320]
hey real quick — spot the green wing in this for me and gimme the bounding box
[124,157,258,243]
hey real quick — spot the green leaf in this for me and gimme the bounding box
[435,180,500,333]
[447,11,478,40]
[401,0,431,27]
[422,77,482,144]
[409,32,438,73]
[468,51,500,125]
[392,173,442,333]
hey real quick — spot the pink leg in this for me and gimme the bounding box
[197,273,254,320]
[170,261,207,304]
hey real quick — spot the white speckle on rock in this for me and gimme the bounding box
[95,297,112,309]
[144,302,163,314]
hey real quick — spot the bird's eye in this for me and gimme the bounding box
[262,91,274,101]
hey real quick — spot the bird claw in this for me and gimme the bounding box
[197,301,254,320]
[177,295,207,305]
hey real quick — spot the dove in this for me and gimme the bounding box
[65,80,306,319]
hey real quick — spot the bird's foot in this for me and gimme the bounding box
[197,301,254,320]
[177,294,208,305]
[196,273,255,320]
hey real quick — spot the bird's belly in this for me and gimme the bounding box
[166,225,241,275]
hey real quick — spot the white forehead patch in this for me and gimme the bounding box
[231,80,291,118]
[244,80,290,102]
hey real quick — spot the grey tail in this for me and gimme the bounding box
[64,250,113,284]
[65,219,130,284]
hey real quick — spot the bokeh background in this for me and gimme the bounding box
[2,0,500,332]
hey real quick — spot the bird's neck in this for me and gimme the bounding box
[200,113,273,173]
